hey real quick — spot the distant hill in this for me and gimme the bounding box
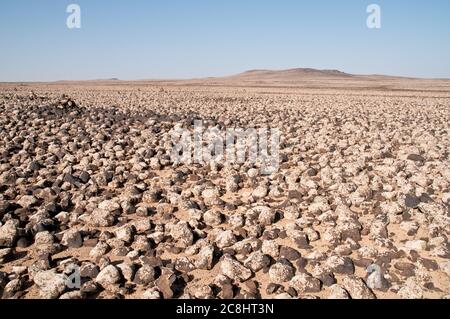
[12,68,449,92]
[180,67,450,91]
[54,78,119,83]
[226,68,354,82]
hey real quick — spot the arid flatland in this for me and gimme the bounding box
[1,72,449,299]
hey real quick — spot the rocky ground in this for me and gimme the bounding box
[0,83,449,299]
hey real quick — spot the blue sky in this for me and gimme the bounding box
[1,0,449,81]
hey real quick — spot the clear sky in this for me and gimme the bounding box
[1,0,450,81]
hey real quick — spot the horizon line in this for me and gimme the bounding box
[2,67,450,83]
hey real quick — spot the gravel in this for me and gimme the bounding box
[220,255,252,282]
[0,83,449,299]
[0,220,18,248]
[95,265,122,288]
[33,270,67,299]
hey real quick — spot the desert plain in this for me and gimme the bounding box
[0,69,449,299]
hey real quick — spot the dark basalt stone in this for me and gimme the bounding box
[405,194,421,208]
[407,154,425,162]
